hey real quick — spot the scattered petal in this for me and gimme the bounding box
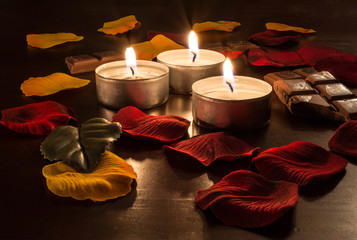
[131,34,186,60]
[193,21,241,32]
[97,15,141,35]
[112,106,190,143]
[248,48,305,67]
[163,132,259,166]
[216,50,243,59]
[21,72,90,97]
[147,30,187,45]
[314,60,357,85]
[42,151,137,201]
[297,45,357,66]
[195,170,298,228]
[41,118,122,173]
[26,33,84,49]
[253,142,348,186]
[329,120,357,157]
[249,30,301,46]
[0,101,76,135]
[266,22,316,34]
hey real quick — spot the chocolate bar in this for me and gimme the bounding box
[65,51,122,74]
[265,68,357,121]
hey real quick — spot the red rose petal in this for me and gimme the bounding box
[329,120,357,157]
[216,50,243,59]
[248,48,305,67]
[297,45,357,66]
[253,142,347,186]
[0,101,76,135]
[112,106,190,143]
[249,30,301,46]
[314,60,357,85]
[147,30,187,45]
[163,132,259,166]
[195,170,299,228]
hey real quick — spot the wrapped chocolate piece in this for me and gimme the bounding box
[265,68,357,121]
[65,51,122,74]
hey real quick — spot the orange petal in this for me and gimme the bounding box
[193,21,241,32]
[21,72,90,96]
[98,15,141,35]
[42,151,137,201]
[26,33,83,49]
[131,34,186,60]
[265,22,316,33]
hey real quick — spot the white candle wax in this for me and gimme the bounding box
[204,89,267,100]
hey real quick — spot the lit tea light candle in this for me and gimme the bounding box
[157,31,225,94]
[192,58,273,131]
[95,47,169,109]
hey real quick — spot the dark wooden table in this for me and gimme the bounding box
[1,1,357,239]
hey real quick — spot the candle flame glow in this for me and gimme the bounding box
[188,31,199,62]
[125,47,137,76]
[223,58,235,92]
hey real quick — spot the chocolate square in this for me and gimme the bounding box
[92,51,122,64]
[264,71,302,85]
[332,98,357,119]
[293,67,318,77]
[274,79,316,96]
[65,54,100,74]
[305,71,339,85]
[316,83,355,101]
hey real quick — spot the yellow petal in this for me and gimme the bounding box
[42,151,137,201]
[21,72,90,96]
[192,21,241,32]
[98,15,141,35]
[131,34,186,60]
[265,22,316,33]
[26,33,84,49]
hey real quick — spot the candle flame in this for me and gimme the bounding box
[188,31,199,62]
[223,58,235,92]
[125,47,137,76]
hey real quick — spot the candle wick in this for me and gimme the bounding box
[225,81,234,92]
[130,67,135,76]
[191,52,197,62]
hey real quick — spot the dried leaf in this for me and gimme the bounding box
[297,45,357,66]
[0,101,76,135]
[253,142,347,186]
[40,118,122,173]
[195,170,299,228]
[248,48,305,67]
[147,30,187,45]
[163,132,259,166]
[42,151,137,201]
[249,30,301,46]
[314,60,357,85]
[26,33,84,49]
[193,21,240,32]
[266,22,316,34]
[98,15,141,35]
[112,106,190,143]
[21,72,90,96]
[131,34,186,60]
[329,120,357,157]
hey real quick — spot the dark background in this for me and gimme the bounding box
[1,1,357,239]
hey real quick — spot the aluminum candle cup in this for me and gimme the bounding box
[157,49,225,94]
[95,60,169,109]
[192,76,273,131]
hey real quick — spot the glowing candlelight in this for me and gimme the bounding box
[125,47,137,77]
[223,58,235,92]
[189,31,199,62]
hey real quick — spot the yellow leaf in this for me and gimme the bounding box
[26,33,84,49]
[131,34,186,60]
[21,72,90,96]
[98,15,141,35]
[266,22,316,33]
[42,151,137,201]
[192,21,241,32]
